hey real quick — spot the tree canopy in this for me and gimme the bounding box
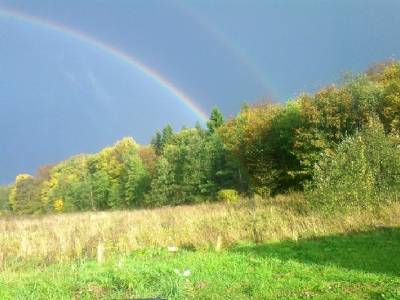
[3,61,400,213]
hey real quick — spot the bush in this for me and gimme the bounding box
[217,189,239,204]
[53,199,64,213]
[305,119,400,211]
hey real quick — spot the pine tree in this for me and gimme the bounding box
[150,130,163,155]
[161,124,174,147]
[207,107,224,134]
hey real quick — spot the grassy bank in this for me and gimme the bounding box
[1,227,399,299]
[1,194,400,266]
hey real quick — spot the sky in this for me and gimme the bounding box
[1,0,400,184]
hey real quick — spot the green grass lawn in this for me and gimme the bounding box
[1,227,399,299]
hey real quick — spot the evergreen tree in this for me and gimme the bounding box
[161,124,174,147]
[207,107,224,134]
[150,130,163,155]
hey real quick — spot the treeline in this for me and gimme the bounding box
[0,109,244,213]
[1,61,400,214]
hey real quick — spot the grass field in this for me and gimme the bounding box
[1,228,399,299]
[1,196,400,299]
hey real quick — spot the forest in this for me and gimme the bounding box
[1,61,400,214]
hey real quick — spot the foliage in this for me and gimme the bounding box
[0,186,10,211]
[151,124,174,155]
[305,119,400,211]
[3,60,400,213]
[8,174,42,214]
[293,77,383,180]
[217,189,239,204]
[219,101,303,196]
[218,61,400,196]
[124,155,150,207]
[147,128,223,205]
[206,107,224,133]
[144,157,175,206]
[53,199,64,213]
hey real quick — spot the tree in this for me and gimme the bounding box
[150,130,163,155]
[208,131,248,193]
[161,124,174,147]
[88,137,140,208]
[9,174,42,214]
[90,170,110,210]
[0,185,10,211]
[207,107,224,134]
[150,125,174,156]
[124,155,150,207]
[44,155,92,211]
[138,146,157,176]
[145,157,175,206]
[219,102,282,196]
[160,129,217,202]
[306,119,400,211]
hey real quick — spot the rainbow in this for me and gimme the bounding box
[175,1,280,101]
[0,6,209,121]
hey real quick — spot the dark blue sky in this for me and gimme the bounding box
[1,0,400,183]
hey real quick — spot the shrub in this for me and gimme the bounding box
[53,199,64,213]
[217,189,239,204]
[305,119,400,211]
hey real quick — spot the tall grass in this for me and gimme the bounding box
[0,193,399,267]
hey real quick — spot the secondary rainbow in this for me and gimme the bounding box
[175,1,280,101]
[0,6,209,121]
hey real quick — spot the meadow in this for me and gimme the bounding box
[1,195,399,299]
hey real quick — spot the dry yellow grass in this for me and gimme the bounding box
[0,194,399,267]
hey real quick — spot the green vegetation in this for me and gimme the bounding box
[3,61,400,214]
[2,60,400,298]
[1,227,399,299]
[306,119,400,211]
[0,196,399,299]
[217,188,239,203]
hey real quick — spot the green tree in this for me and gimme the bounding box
[161,124,174,147]
[161,129,218,203]
[306,119,400,211]
[145,157,175,206]
[90,170,110,210]
[207,107,224,134]
[208,132,248,192]
[124,155,150,207]
[150,130,163,155]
